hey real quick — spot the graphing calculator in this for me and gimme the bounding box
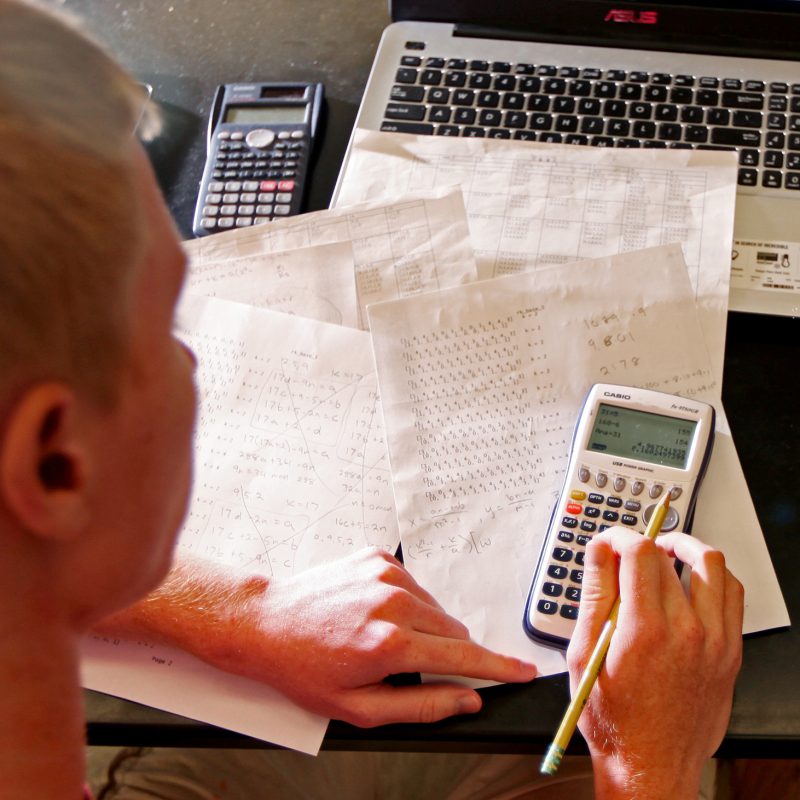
[523,383,716,649]
[192,81,324,236]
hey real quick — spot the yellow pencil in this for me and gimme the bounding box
[540,489,673,776]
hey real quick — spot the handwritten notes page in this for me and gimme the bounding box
[336,130,737,377]
[183,187,477,328]
[367,245,786,681]
[184,241,360,328]
[83,295,399,753]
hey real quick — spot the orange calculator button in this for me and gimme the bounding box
[566,502,583,515]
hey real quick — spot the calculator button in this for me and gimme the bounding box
[613,476,626,492]
[242,181,259,192]
[217,218,234,228]
[576,534,592,546]
[570,490,587,501]
[584,506,600,518]
[621,514,638,526]
[575,552,585,566]
[649,484,664,499]
[235,217,252,227]
[603,510,619,522]
[224,181,242,191]
[565,587,581,602]
[256,204,274,215]
[222,193,239,203]
[208,182,225,192]
[548,565,568,579]
[643,504,680,532]
[290,130,305,139]
[566,502,583,515]
[245,129,276,149]
[669,486,683,501]
[631,480,645,496]
[219,205,237,215]
[201,206,219,216]
[570,569,583,583]
[557,530,575,542]
[587,493,604,504]
[552,547,573,562]
[578,466,590,482]
[561,516,578,528]
[240,192,257,203]
[238,205,255,215]
[560,605,579,620]
[278,179,296,191]
[538,599,558,615]
[200,218,217,229]
[276,192,293,203]
[217,131,231,140]
[260,180,278,191]
[230,131,244,140]
[595,472,608,488]
[543,582,563,597]
[606,496,623,508]
[259,192,276,202]
[625,499,641,511]
[579,520,596,532]
[274,204,291,215]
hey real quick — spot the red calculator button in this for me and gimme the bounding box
[260,180,278,191]
[566,502,583,515]
[278,179,295,191]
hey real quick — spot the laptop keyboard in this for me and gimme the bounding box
[381,56,800,190]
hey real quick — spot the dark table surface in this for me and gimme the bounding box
[68,0,799,757]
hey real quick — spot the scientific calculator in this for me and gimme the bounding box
[192,81,323,236]
[523,383,716,649]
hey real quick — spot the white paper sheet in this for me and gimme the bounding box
[336,130,737,379]
[83,295,400,753]
[183,187,478,328]
[367,245,788,682]
[185,241,360,328]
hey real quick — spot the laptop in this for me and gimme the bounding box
[337,0,800,317]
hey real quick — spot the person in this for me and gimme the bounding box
[0,2,743,798]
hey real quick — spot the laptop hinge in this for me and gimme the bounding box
[453,22,800,62]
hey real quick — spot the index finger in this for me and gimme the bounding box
[393,631,538,685]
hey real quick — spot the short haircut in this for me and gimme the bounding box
[0,0,160,410]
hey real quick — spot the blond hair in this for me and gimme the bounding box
[0,0,160,409]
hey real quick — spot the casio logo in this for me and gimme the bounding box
[603,391,631,400]
[604,9,659,24]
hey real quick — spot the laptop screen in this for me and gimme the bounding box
[391,1,800,59]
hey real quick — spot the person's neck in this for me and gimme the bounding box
[0,587,86,799]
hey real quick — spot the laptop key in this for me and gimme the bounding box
[763,171,783,188]
[395,68,418,84]
[391,85,425,102]
[385,103,426,121]
[733,110,763,128]
[711,128,761,146]
[436,125,459,136]
[477,90,500,107]
[453,89,475,105]
[738,168,758,186]
[529,113,554,130]
[685,125,708,143]
[722,91,764,109]
[444,72,467,87]
[428,87,450,103]
[380,121,433,135]
[765,151,784,168]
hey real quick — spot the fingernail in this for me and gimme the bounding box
[457,694,482,715]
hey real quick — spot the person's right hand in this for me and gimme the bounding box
[566,528,744,800]
[98,547,538,727]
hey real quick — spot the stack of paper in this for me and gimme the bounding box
[82,131,789,754]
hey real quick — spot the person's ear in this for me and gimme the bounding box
[0,383,91,540]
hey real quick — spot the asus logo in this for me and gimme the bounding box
[603,391,631,400]
[605,9,658,24]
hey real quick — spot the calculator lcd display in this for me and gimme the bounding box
[224,105,306,124]
[587,404,697,468]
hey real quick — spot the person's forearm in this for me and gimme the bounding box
[92,557,273,676]
[591,754,705,800]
